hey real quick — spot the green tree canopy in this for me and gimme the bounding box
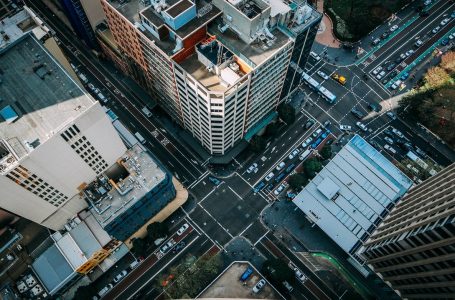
[303,158,323,179]
[287,173,308,190]
[73,284,97,300]
[277,103,296,124]
[319,145,332,160]
[131,237,147,257]
[250,135,266,153]
[146,222,169,242]
[266,122,281,137]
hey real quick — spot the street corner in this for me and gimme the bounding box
[316,14,341,49]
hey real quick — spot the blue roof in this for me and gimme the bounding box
[0,105,18,124]
[32,245,74,294]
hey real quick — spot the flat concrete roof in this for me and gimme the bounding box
[0,34,94,159]
[293,135,413,255]
[86,144,166,226]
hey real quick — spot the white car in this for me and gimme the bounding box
[441,18,450,26]
[449,33,454,40]
[390,25,398,32]
[414,39,423,48]
[423,0,431,5]
[384,144,397,154]
[247,163,258,173]
[384,136,394,144]
[113,270,127,283]
[376,70,386,80]
[301,137,313,148]
[98,284,113,297]
[356,122,368,132]
[310,51,321,61]
[317,70,329,80]
[294,268,308,283]
[312,128,322,138]
[273,184,286,196]
[391,127,404,138]
[372,66,382,76]
[339,124,352,131]
[288,149,300,160]
[391,80,402,90]
[276,162,285,171]
[399,53,407,60]
[265,172,275,181]
[405,49,414,57]
[432,26,440,34]
[177,223,189,236]
[252,279,266,293]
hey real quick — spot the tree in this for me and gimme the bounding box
[73,285,97,300]
[319,145,332,160]
[250,135,266,153]
[146,222,168,242]
[261,258,295,285]
[266,122,281,137]
[440,51,455,75]
[303,158,322,179]
[277,103,296,124]
[131,238,147,257]
[288,173,308,190]
[424,66,451,88]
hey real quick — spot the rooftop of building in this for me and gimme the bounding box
[293,135,413,256]
[0,9,37,49]
[0,34,94,166]
[85,144,167,226]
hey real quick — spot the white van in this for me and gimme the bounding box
[135,132,146,144]
[142,106,153,117]
[97,92,108,103]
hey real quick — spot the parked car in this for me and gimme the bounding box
[317,70,329,80]
[372,67,382,76]
[114,270,127,283]
[160,239,176,254]
[312,128,322,138]
[376,70,386,79]
[391,80,402,90]
[208,176,221,185]
[323,120,331,128]
[381,31,389,39]
[391,127,405,138]
[172,241,186,254]
[288,148,300,159]
[405,49,414,57]
[265,172,275,181]
[339,124,352,131]
[431,26,440,34]
[253,279,266,293]
[400,72,410,81]
[384,136,394,144]
[98,284,113,297]
[274,184,286,196]
[386,63,397,71]
[441,38,449,46]
[441,18,450,26]
[247,163,258,174]
[384,144,397,154]
[371,38,381,45]
[294,268,307,283]
[310,51,321,61]
[276,162,285,171]
[368,103,382,112]
[301,137,313,148]
[177,223,189,236]
[356,122,368,132]
[390,25,398,32]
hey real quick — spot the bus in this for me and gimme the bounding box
[318,86,337,104]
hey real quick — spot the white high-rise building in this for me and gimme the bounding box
[101,0,321,155]
[0,33,126,230]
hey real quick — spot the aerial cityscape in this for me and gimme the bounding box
[0,0,454,299]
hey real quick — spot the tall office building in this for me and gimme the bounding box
[101,0,321,155]
[359,163,455,299]
[0,33,127,230]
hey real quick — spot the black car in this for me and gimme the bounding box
[420,10,429,17]
[172,241,186,254]
[384,129,394,137]
[351,108,365,119]
[382,78,390,85]
[389,70,399,79]
[395,57,403,64]
[387,63,397,71]
[368,103,383,112]
[381,32,389,39]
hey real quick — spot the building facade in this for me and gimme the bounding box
[101,0,321,155]
[359,163,455,299]
[0,33,127,230]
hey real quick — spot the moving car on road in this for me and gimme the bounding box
[317,70,329,80]
[310,51,321,61]
[208,176,221,185]
[356,122,368,132]
[339,124,352,131]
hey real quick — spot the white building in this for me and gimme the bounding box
[0,33,126,230]
[293,135,413,263]
[101,0,321,155]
